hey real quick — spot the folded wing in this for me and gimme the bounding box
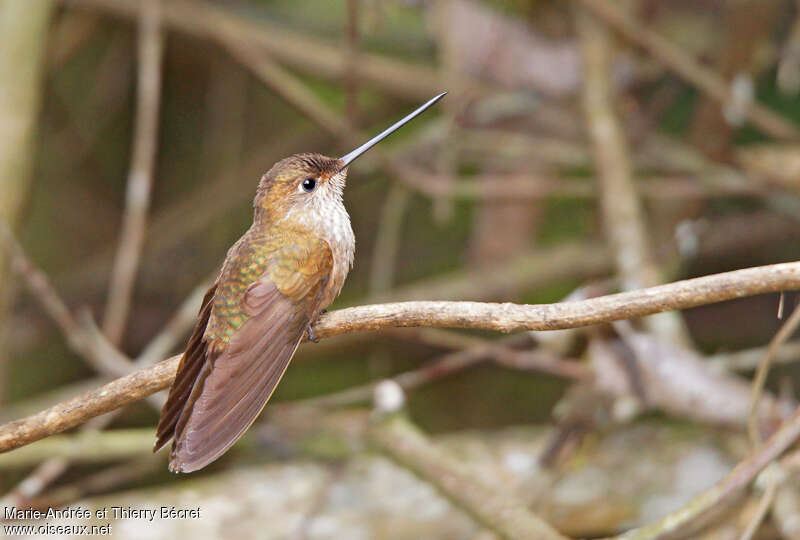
[155,236,334,473]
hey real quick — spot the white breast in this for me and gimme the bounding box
[280,183,355,308]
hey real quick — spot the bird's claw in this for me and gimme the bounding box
[307,324,319,343]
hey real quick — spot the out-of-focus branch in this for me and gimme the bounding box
[0,220,132,376]
[344,0,360,124]
[225,41,347,140]
[748,304,800,446]
[295,334,588,409]
[576,0,799,140]
[28,458,161,510]
[612,404,800,539]
[0,354,179,454]
[369,411,568,540]
[395,167,765,201]
[0,428,154,469]
[778,11,800,95]
[710,340,800,372]
[0,0,56,405]
[739,467,779,540]
[103,0,163,344]
[0,0,54,239]
[0,0,54,251]
[1,262,800,453]
[576,6,690,346]
[134,275,215,367]
[369,183,410,295]
[62,0,448,101]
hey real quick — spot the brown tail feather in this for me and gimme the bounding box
[168,281,305,473]
[153,284,217,453]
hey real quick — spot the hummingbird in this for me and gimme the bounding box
[154,92,446,473]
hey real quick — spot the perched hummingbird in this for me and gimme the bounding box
[154,93,446,473]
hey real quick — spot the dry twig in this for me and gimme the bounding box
[576,6,689,346]
[612,404,800,539]
[103,0,163,344]
[370,412,568,540]
[577,0,799,140]
[0,220,131,376]
[1,262,799,453]
[739,468,780,540]
[63,0,446,100]
[295,333,588,409]
[748,302,800,445]
[369,183,411,295]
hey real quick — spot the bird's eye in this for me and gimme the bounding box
[301,178,317,192]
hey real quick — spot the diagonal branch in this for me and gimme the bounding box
[0,220,131,376]
[62,0,447,101]
[577,0,799,140]
[370,412,569,540]
[0,262,799,453]
[611,404,800,539]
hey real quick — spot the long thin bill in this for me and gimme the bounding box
[338,92,447,169]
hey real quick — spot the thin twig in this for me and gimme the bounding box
[369,182,410,295]
[748,303,800,446]
[395,167,765,201]
[709,340,800,372]
[103,0,163,344]
[0,353,179,454]
[63,0,449,101]
[292,334,584,409]
[0,428,153,469]
[27,457,161,510]
[344,0,359,125]
[0,273,207,505]
[0,458,67,509]
[0,219,132,376]
[134,275,215,366]
[224,41,347,139]
[1,262,800,453]
[369,412,568,540]
[577,0,799,140]
[576,6,689,346]
[739,469,779,540]
[611,404,800,539]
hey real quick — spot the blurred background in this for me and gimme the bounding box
[3,0,800,538]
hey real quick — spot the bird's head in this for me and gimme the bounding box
[254,92,447,224]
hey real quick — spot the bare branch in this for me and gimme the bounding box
[748,303,800,446]
[612,405,800,539]
[576,6,689,346]
[369,412,568,540]
[394,166,766,201]
[292,333,590,409]
[315,263,800,337]
[739,467,779,540]
[134,275,215,366]
[577,0,799,140]
[62,0,447,101]
[0,354,179,454]
[0,262,799,453]
[369,183,410,295]
[0,219,132,376]
[103,0,163,344]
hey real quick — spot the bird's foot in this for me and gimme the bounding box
[307,323,319,343]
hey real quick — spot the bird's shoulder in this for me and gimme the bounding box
[206,226,333,343]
